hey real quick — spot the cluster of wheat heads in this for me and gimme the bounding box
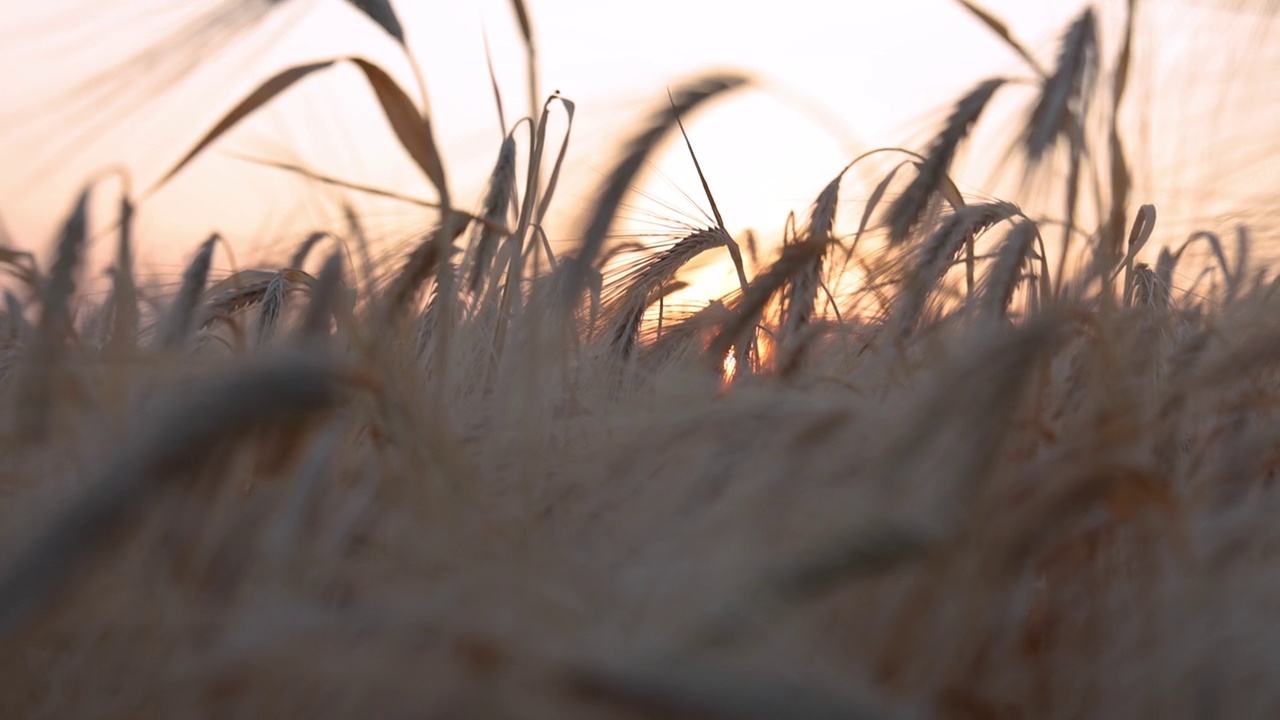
[1,0,1279,718]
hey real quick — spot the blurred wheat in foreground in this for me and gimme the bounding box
[1,0,1279,718]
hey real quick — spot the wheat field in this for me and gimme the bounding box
[1,1,1278,718]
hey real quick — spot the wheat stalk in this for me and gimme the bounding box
[709,237,828,371]
[893,201,1020,335]
[981,218,1042,317]
[464,135,517,294]
[253,270,289,348]
[298,251,347,346]
[780,170,847,351]
[288,231,339,271]
[14,190,89,440]
[1026,8,1097,164]
[601,227,732,357]
[155,236,218,350]
[886,78,1006,245]
[562,73,748,307]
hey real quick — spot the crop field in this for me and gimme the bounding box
[0,1,1278,717]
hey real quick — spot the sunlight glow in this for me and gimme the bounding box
[722,348,737,386]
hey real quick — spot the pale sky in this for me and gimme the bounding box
[0,0,1274,292]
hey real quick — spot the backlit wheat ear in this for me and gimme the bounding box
[1025,7,1097,164]
[848,162,908,262]
[253,271,289,348]
[671,94,749,294]
[465,136,517,294]
[602,227,732,357]
[155,236,218,351]
[16,190,89,440]
[37,189,90,352]
[200,270,278,325]
[343,202,375,296]
[200,268,315,341]
[288,231,339,271]
[0,354,341,640]
[887,78,1005,245]
[894,201,1020,335]
[709,238,828,369]
[382,228,446,321]
[563,72,749,306]
[378,217,471,317]
[639,297,732,370]
[108,194,138,352]
[781,170,847,347]
[299,252,347,346]
[980,219,1041,317]
[1130,262,1171,310]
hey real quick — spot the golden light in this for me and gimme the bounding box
[721,348,737,386]
[755,333,777,372]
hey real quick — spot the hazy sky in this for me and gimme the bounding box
[0,0,1274,291]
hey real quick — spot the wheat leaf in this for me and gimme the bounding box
[351,58,449,201]
[156,61,337,188]
[534,95,576,227]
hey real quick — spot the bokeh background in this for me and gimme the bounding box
[0,0,1275,296]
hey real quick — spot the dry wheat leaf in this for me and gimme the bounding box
[157,61,337,187]
[351,58,449,200]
